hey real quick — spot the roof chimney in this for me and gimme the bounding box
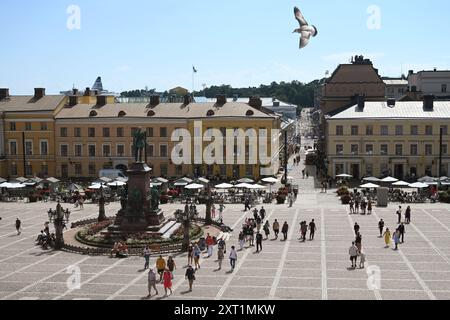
[423,95,434,111]
[96,95,107,107]
[357,95,365,111]
[387,98,396,107]
[72,88,79,96]
[183,94,192,105]
[34,88,45,99]
[149,95,160,107]
[84,87,91,96]
[216,94,227,105]
[0,88,9,100]
[249,96,262,109]
[69,96,78,107]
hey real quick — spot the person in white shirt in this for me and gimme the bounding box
[229,246,237,271]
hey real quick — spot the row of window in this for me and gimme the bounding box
[8,140,48,156]
[59,127,169,138]
[9,122,49,132]
[58,143,169,158]
[335,125,448,136]
[334,143,448,156]
[9,164,48,177]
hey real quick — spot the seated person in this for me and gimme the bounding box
[117,241,129,258]
[36,230,46,245]
[110,242,120,257]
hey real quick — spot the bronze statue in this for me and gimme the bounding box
[133,128,146,162]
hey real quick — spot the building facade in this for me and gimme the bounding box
[383,77,408,100]
[407,69,450,98]
[326,98,450,180]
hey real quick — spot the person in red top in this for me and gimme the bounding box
[163,268,173,296]
[206,234,215,258]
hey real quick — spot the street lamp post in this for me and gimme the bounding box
[182,202,190,252]
[48,201,71,250]
[98,185,106,222]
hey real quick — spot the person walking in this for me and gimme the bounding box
[238,231,245,251]
[378,219,385,238]
[396,206,402,224]
[143,245,151,270]
[354,198,360,214]
[229,246,237,271]
[383,228,391,248]
[263,220,270,240]
[256,232,263,253]
[206,233,214,258]
[273,219,280,239]
[167,256,176,273]
[185,265,196,292]
[359,251,366,269]
[306,171,309,179]
[349,199,354,214]
[219,203,225,222]
[259,207,266,221]
[281,221,289,241]
[355,233,362,252]
[244,198,251,212]
[354,222,360,236]
[309,219,316,240]
[193,244,201,270]
[187,243,194,266]
[398,223,405,243]
[156,255,166,282]
[405,206,411,224]
[367,201,372,215]
[393,229,400,250]
[301,221,308,242]
[217,247,225,270]
[15,218,22,235]
[349,242,358,269]
[163,269,173,296]
[147,269,158,297]
[211,204,216,219]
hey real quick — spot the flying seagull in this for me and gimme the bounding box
[293,6,318,49]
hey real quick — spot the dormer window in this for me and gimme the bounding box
[118,111,126,117]
[89,110,98,117]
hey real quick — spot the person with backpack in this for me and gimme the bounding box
[185,265,196,292]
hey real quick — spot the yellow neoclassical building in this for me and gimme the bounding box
[326,98,450,179]
[0,88,67,178]
[54,94,282,180]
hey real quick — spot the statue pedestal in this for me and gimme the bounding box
[110,162,165,233]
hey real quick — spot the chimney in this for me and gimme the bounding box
[216,94,227,105]
[387,98,396,107]
[93,90,99,96]
[408,70,414,75]
[149,95,160,107]
[0,88,9,100]
[34,88,45,99]
[183,94,192,105]
[423,95,434,111]
[84,87,91,96]
[96,95,107,107]
[69,96,78,107]
[249,96,262,109]
[357,95,365,110]
[72,88,79,96]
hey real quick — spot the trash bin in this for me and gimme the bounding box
[377,187,388,207]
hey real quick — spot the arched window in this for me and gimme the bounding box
[147,110,155,117]
[89,110,98,117]
[118,111,126,117]
[246,110,254,116]
[206,110,215,117]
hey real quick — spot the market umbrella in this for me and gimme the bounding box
[45,177,60,184]
[2,183,26,189]
[418,176,436,183]
[99,177,113,183]
[248,184,266,189]
[0,177,6,183]
[363,177,381,182]
[237,178,254,184]
[107,181,127,187]
[185,183,204,190]
[408,182,429,188]
[392,181,410,186]
[88,184,105,190]
[15,177,28,183]
[336,174,353,178]
[68,183,83,192]
[262,177,279,184]
[198,177,210,184]
[215,183,234,189]
[381,176,398,183]
[360,183,380,188]
[174,181,188,187]
[235,183,253,189]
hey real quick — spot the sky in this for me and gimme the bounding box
[1,0,450,95]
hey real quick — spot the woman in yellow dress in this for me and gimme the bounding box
[383,228,391,248]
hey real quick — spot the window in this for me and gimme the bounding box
[117,144,125,157]
[410,125,418,136]
[336,144,344,155]
[74,144,82,157]
[336,125,344,136]
[10,122,16,131]
[41,164,48,176]
[395,125,403,136]
[88,145,96,157]
[11,164,17,176]
[60,127,68,137]
[89,164,96,175]
[74,127,81,137]
[147,128,154,138]
[103,128,110,137]
[442,84,447,93]
[425,144,433,156]
[148,144,154,157]
[351,126,359,136]
[9,141,17,155]
[40,123,47,131]
[366,144,374,155]
[61,164,69,178]
[60,145,68,157]
[25,164,32,176]
[25,122,32,131]
[380,125,389,136]
[160,163,168,176]
[40,140,48,156]
[220,165,227,176]
[88,128,96,137]
[410,144,418,156]
[366,164,373,176]
[160,127,168,138]
[425,125,433,135]
[75,164,82,175]
[160,144,168,157]
[117,127,124,137]
[246,165,253,176]
[440,125,448,135]
[351,144,359,155]
[366,125,373,136]
[103,145,111,157]
[380,144,388,155]
[25,141,33,155]
[395,144,403,156]
[443,144,448,155]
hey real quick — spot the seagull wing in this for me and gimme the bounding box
[294,7,308,27]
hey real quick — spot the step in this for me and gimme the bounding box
[161,222,181,239]
[158,220,177,235]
